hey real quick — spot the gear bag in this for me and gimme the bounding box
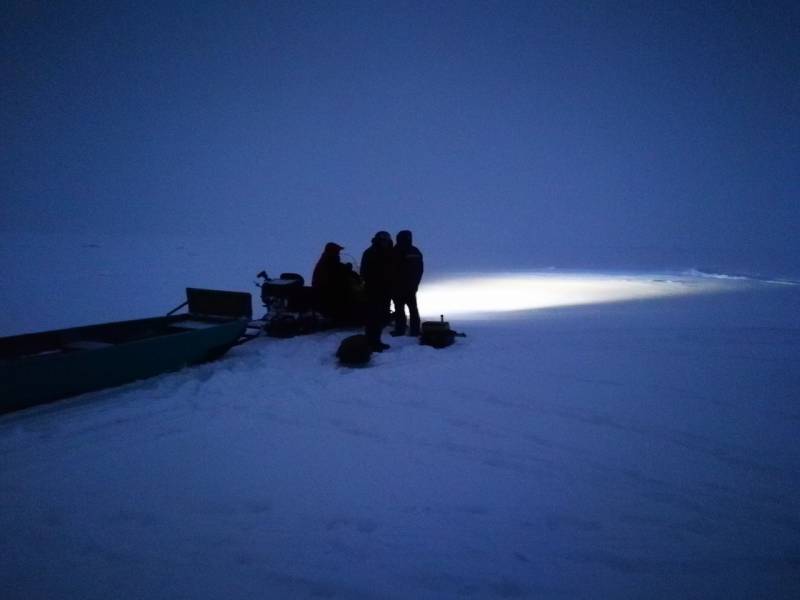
[336,334,373,366]
[419,316,464,349]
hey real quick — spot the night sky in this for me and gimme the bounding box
[2,1,798,275]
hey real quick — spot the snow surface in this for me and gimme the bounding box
[1,234,799,599]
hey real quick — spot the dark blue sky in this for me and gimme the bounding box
[2,1,798,274]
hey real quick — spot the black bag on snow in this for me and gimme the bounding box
[419,317,458,349]
[336,334,373,366]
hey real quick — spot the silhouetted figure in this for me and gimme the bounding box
[391,230,424,336]
[360,231,394,351]
[312,242,358,322]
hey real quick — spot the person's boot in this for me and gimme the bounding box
[389,328,405,337]
[409,316,420,337]
[371,341,390,352]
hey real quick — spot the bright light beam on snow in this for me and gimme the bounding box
[417,272,740,318]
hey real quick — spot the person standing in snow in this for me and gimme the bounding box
[360,231,394,351]
[390,230,424,337]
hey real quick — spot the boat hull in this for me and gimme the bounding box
[0,315,248,414]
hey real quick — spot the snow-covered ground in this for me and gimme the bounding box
[1,234,799,598]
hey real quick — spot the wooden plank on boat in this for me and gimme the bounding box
[170,320,219,330]
[64,341,114,350]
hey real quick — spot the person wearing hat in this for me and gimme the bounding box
[312,242,355,321]
[360,231,395,351]
[390,230,424,336]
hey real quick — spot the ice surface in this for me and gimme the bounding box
[1,235,799,599]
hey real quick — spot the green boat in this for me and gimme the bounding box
[0,288,255,414]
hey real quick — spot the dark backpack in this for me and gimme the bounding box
[336,334,373,366]
[419,317,464,349]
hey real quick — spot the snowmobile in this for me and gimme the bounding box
[254,270,322,338]
[253,267,375,338]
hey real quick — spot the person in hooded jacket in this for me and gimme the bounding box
[391,230,424,336]
[312,242,354,321]
[360,231,394,351]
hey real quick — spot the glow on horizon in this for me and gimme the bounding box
[417,272,735,318]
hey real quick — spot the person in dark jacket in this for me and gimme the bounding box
[312,242,354,321]
[391,230,424,336]
[360,230,394,351]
